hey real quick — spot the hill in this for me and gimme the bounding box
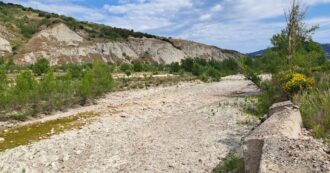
[248,44,330,59]
[321,44,330,58]
[0,2,241,65]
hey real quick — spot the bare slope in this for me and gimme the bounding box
[0,2,241,65]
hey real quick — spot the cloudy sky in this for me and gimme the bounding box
[3,0,330,53]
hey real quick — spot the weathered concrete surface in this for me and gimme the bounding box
[0,75,258,173]
[243,101,330,173]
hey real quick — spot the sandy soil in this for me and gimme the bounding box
[0,75,259,173]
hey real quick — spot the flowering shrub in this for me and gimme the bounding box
[282,73,314,94]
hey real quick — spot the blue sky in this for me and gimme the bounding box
[3,0,330,53]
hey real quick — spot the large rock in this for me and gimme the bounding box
[0,37,12,56]
[35,23,83,46]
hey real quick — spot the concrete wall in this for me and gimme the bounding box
[242,101,330,173]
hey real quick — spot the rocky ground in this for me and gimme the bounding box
[0,75,258,173]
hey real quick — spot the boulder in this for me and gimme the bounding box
[0,37,12,56]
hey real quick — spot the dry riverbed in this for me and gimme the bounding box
[0,75,259,173]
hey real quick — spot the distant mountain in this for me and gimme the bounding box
[321,44,330,58]
[248,44,330,59]
[246,49,267,57]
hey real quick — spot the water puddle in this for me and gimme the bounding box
[0,112,98,152]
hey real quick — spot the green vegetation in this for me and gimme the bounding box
[0,56,240,121]
[242,1,330,141]
[0,60,114,120]
[171,58,239,82]
[213,154,244,173]
[32,58,50,75]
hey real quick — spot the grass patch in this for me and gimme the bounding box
[213,154,244,173]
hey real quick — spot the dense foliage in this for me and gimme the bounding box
[0,61,114,120]
[241,2,330,140]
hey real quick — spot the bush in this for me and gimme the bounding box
[294,73,330,139]
[79,61,114,103]
[0,57,4,65]
[0,67,7,91]
[132,60,143,72]
[33,58,50,76]
[169,62,180,73]
[13,71,38,105]
[20,25,38,38]
[213,154,244,173]
[120,63,132,76]
[63,64,83,78]
[279,72,314,94]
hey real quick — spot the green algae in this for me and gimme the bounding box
[0,112,98,152]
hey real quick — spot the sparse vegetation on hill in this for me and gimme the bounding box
[0,1,159,50]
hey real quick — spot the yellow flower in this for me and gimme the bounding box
[283,73,314,94]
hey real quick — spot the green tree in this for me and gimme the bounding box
[79,68,93,102]
[33,58,50,75]
[0,57,4,65]
[14,71,38,105]
[0,67,7,91]
[271,0,321,69]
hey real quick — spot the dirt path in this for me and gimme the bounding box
[0,75,259,173]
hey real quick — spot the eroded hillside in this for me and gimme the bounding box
[0,2,241,65]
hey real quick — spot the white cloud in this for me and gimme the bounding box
[211,4,222,12]
[199,14,212,21]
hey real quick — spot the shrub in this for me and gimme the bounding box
[0,67,7,91]
[79,68,93,101]
[213,154,244,173]
[281,73,314,94]
[20,25,38,38]
[169,62,180,73]
[120,63,132,76]
[0,57,4,65]
[65,64,83,78]
[13,71,38,105]
[6,58,15,72]
[294,72,330,139]
[33,58,50,76]
[132,60,143,72]
[79,61,114,102]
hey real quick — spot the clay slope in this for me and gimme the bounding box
[13,23,241,65]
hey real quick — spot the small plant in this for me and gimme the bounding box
[213,154,244,173]
[32,58,50,76]
[120,63,132,77]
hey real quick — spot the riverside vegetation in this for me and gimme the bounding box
[0,57,240,121]
[241,2,330,142]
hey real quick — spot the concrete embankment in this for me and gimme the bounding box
[243,101,330,173]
